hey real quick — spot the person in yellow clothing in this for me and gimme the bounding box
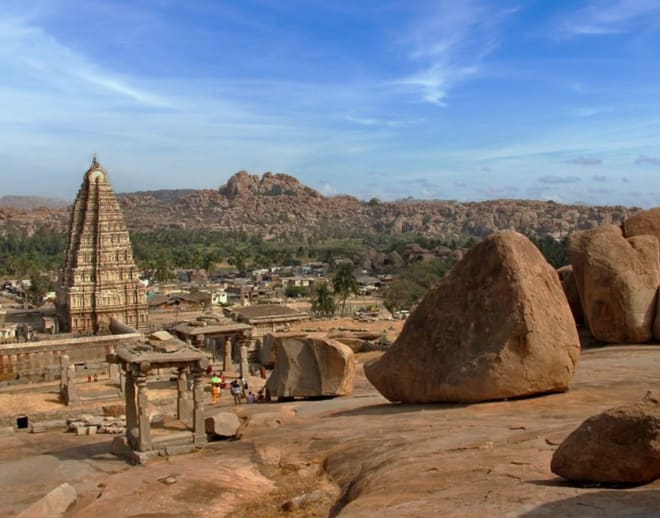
[211,382,220,404]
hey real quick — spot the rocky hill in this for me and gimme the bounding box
[0,171,640,241]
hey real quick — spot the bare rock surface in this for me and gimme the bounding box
[365,231,580,403]
[569,225,659,343]
[265,336,355,398]
[2,346,660,517]
[551,391,660,484]
[16,482,76,518]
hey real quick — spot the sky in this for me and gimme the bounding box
[2,0,660,207]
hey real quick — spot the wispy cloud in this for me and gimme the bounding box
[393,1,517,106]
[539,175,582,184]
[345,115,424,128]
[566,157,602,166]
[561,0,660,35]
[635,154,660,165]
[0,16,171,108]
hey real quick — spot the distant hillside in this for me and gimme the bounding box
[0,195,69,210]
[116,189,196,203]
[0,171,641,241]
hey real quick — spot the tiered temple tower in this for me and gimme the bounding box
[56,158,148,334]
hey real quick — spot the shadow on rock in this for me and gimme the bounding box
[329,401,468,418]
[519,489,660,517]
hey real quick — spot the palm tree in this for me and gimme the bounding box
[332,263,359,316]
[311,281,336,317]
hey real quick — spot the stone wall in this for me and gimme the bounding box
[0,333,141,383]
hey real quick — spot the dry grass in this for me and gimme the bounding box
[230,463,338,518]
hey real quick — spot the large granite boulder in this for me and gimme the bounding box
[365,231,580,403]
[557,265,583,325]
[205,411,240,438]
[623,207,660,241]
[569,225,659,343]
[265,337,355,399]
[259,332,306,368]
[551,392,660,484]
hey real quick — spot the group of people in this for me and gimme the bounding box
[210,373,264,405]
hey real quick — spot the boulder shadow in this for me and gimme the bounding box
[46,440,119,463]
[519,489,660,517]
[330,401,468,417]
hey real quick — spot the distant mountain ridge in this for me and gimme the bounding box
[0,171,641,241]
[0,195,69,210]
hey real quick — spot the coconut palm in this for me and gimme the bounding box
[332,263,359,316]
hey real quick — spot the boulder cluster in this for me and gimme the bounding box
[566,208,660,343]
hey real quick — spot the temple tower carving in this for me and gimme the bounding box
[56,158,148,334]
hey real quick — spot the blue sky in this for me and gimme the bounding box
[2,0,660,206]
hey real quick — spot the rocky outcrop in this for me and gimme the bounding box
[265,337,355,399]
[551,391,660,484]
[365,231,580,403]
[569,225,659,343]
[17,482,77,518]
[219,171,321,198]
[557,265,583,325]
[1,172,638,241]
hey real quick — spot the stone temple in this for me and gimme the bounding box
[55,158,148,334]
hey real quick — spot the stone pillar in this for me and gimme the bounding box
[223,337,233,374]
[177,368,192,426]
[59,355,69,393]
[124,370,138,449]
[192,370,207,447]
[239,342,249,379]
[135,374,151,452]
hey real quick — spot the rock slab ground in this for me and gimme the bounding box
[366,231,580,403]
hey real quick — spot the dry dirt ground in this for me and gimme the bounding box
[1,345,660,517]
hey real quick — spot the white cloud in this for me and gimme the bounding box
[393,1,517,106]
[561,0,660,35]
[345,115,424,128]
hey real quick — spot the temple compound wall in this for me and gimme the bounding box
[56,159,148,334]
[0,333,142,383]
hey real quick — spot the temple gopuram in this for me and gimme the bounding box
[55,158,148,334]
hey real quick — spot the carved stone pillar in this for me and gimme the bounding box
[124,370,138,448]
[192,369,207,446]
[223,337,233,374]
[177,367,192,426]
[135,375,151,452]
[239,342,249,379]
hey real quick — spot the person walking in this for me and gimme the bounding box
[211,382,220,404]
[230,380,242,405]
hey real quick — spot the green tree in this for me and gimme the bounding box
[27,272,54,307]
[310,281,336,317]
[332,263,359,315]
[383,258,453,312]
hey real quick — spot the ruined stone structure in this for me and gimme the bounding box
[56,158,148,334]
